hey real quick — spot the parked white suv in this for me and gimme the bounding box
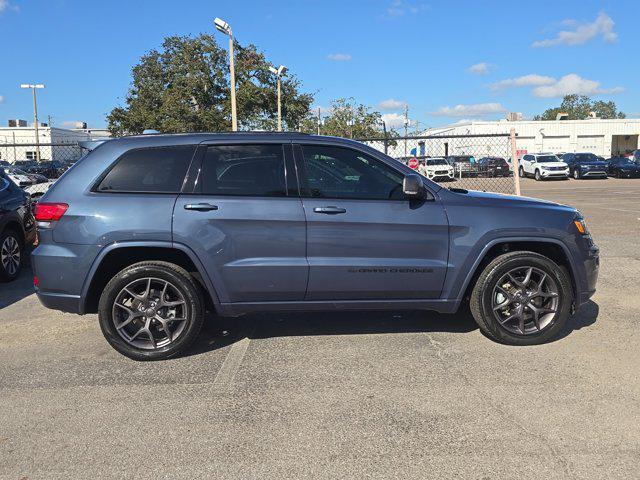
[418,158,455,182]
[519,153,569,181]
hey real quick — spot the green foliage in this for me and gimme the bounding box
[107,34,314,136]
[533,95,626,121]
[299,98,383,138]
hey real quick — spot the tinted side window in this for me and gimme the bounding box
[98,146,195,193]
[301,145,404,200]
[201,144,286,197]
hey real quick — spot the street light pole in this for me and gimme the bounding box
[20,83,45,162]
[269,65,287,131]
[214,18,238,131]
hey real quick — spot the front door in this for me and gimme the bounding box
[173,142,308,303]
[294,143,449,301]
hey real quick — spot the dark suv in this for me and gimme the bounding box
[561,153,608,179]
[0,168,36,281]
[32,133,599,360]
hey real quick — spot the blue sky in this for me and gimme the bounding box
[0,0,638,130]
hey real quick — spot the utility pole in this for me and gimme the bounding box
[214,18,237,131]
[47,115,53,127]
[269,65,287,132]
[317,107,321,135]
[20,83,45,162]
[403,104,409,157]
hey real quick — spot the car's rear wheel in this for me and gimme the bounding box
[0,229,22,282]
[98,261,204,361]
[534,170,542,181]
[470,251,573,345]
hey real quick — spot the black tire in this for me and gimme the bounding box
[534,169,542,181]
[518,166,525,178]
[0,229,22,282]
[470,251,573,345]
[573,169,580,179]
[98,261,204,361]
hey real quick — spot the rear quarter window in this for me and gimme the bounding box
[97,146,196,193]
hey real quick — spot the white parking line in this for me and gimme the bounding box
[211,334,252,393]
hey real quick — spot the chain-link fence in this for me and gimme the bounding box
[0,142,86,164]
[358,133,520,195]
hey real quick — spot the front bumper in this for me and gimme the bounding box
[541,169,569,178]
[580,170,607,177]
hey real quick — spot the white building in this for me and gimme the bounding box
[0,123,91,163]
[420,118,640,158]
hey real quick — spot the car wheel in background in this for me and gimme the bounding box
[534,170,542,181]
[98,261,204,361]
[573,170,580,179]
[0,229,22,282]
[470,251,573,345]
[519,166,525,178]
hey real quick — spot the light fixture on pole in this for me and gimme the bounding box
[20,83,45,162]
[269,65,287,131]
[214,17,237,131]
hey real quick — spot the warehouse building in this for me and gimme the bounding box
[0,121,91,163]
[420,117,640,158]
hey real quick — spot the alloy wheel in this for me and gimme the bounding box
[112,277,189,350]
[491,266,560,335]
[1,235,20,277]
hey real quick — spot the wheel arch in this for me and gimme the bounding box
[457,237,577,308]
[81,241,221,314]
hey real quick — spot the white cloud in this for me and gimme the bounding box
[490,74,556,90]
[431,103,507,117]
[467,62,491,75]
[381,112,406,129]
[378,98,406,110]
[0,95,4,103]
[532,74,624,98]
[386,0,429,17]
[0,0,17,13]
[327,53,352,61]
[533,12,617,47]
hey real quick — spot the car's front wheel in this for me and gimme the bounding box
[573,169,580,179]
[0,229,22,282]
[98,261,204,361]
[518,166,525,178]
[470,251,573,345]
[534,170,542,181]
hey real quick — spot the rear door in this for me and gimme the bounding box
[173,142,308,303]
[294,143,449,301]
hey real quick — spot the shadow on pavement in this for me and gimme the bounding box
[185,308,479,358]
[186,300,600,357]
[0,265,35,310]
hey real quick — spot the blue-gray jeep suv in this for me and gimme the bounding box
[31,133,599,360]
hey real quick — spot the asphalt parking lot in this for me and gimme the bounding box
[1,178,639,479]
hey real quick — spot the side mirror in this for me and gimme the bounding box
[403,174,424,197]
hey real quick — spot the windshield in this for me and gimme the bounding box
[536,155,559,163]
[426,159,448,165]
[575,153,599,162]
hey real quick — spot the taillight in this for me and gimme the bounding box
[35,202,68,221]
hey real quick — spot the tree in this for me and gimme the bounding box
[107,34,314,136]
[534,95,626,121]
[299,98,384,138]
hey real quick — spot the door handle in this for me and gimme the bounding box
[184,203,218,212]
[313,206,346,214]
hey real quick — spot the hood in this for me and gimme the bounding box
[425,164,452,170]
[576,160,606,166]
[537,161,567,168]
[444,188,576,212]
